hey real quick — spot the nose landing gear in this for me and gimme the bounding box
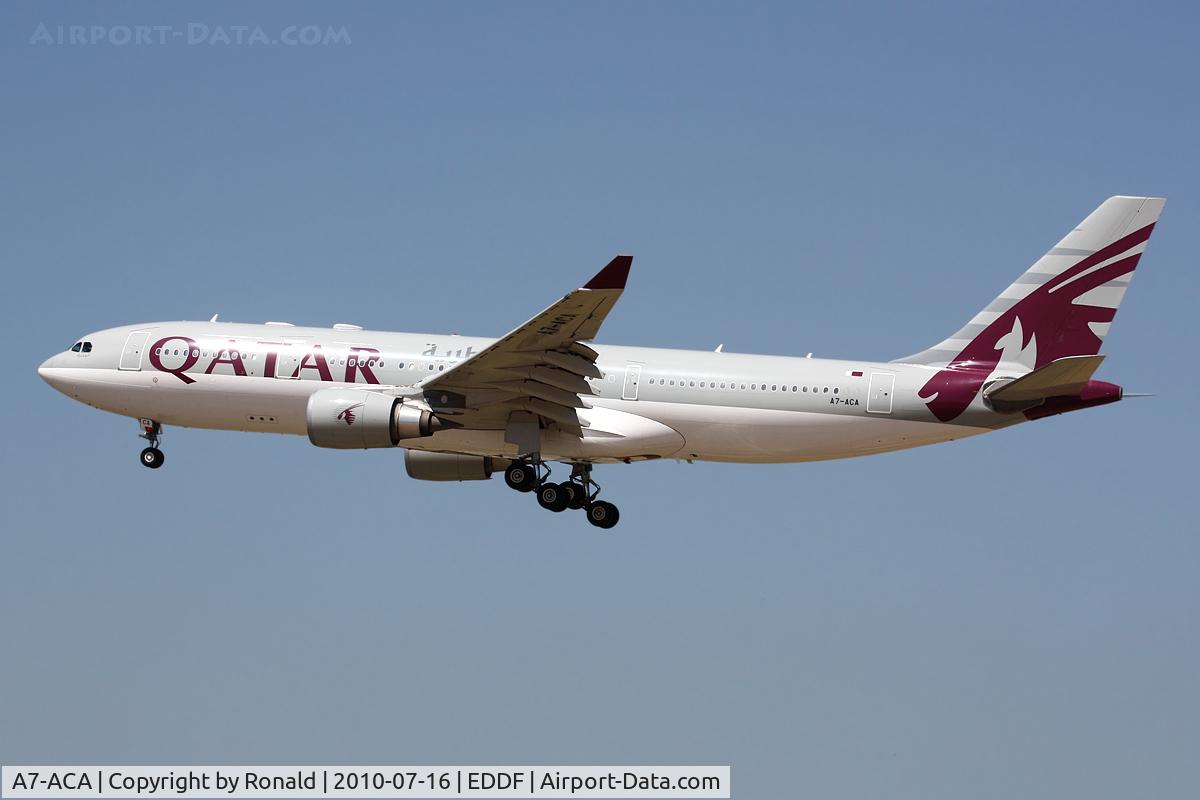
[504,459,620,528]
[138,418,164,469]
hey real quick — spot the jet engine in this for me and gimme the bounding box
[306,388,447,449]
[404,450,502,481]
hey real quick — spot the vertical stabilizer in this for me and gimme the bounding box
[896,196,1164,370]
[896,196,1164,421]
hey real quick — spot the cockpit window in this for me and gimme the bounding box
[82,342,92,353]
[70,342,82,352]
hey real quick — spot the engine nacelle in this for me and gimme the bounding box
[306,388,438,449]
[404,450,500,481]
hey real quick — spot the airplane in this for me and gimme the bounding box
[38,196,1163,529]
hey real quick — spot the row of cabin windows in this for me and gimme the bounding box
[152,347,456,373]
[645,376,838,395]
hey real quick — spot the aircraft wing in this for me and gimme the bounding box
[416,255,632,436]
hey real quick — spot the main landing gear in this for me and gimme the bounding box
[503,461,620,529]
[138,418,165,469]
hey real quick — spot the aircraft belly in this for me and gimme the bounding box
[612,400,988,463]
[403,405,685,462]
[545,405,684,461]
[50,369,314,434]
[153,376,313,434]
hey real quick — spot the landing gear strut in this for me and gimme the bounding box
[138,418,164,469]
[504,458,619,528]
[572,463,619,529]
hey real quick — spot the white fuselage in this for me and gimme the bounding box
[38,321,1003,464]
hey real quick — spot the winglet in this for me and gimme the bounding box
[584,255,633,290]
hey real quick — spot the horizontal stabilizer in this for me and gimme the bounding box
[985,355,1105,407]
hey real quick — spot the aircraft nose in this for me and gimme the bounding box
[38,355,68,391]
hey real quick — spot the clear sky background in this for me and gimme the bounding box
[2,2,1197,797]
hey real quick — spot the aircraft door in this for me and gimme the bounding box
[867,372,895,414]
[118,330,151,371]
[622,364,642,400]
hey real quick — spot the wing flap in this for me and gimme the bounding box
[518,398,587,430]
[520,366,594,395]
[492,380,590,409]
[477,366,595,395]
[540,350,604,378]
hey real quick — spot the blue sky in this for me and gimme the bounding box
[2,2,1197,797]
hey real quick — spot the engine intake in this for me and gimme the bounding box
[405,450,502,482]
[306,388,442,449]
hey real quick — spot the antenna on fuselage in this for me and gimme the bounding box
[714,344,723,353]
[209,313,219,322]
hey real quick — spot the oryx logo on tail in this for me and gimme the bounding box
[894,196,1164,421]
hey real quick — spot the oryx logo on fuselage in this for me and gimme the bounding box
[918,222,1155,422]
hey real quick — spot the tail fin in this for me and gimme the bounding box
[895,196,1165,371]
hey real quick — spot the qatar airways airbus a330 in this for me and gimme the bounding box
[39,196,1163,528]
